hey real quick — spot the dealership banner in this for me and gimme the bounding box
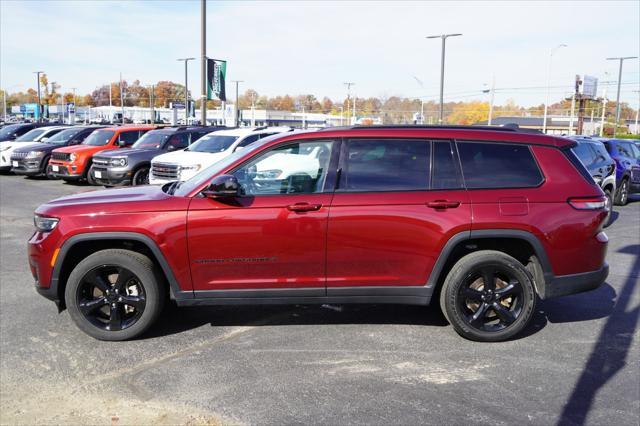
[207,58,227,101]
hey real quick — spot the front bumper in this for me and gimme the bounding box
[49,163,83,180]
[11,158,45,176]
[91,165,131,186]
[544,263,609,299]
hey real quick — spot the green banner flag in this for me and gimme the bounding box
[207,58,227,101]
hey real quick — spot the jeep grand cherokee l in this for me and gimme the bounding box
[90,126,221,186]
[29,126,609,342]
[48,126,153,182]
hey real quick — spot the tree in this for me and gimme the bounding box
[448,101,489,125]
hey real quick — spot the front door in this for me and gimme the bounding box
[326,138,471,291]
[187,139,337,293]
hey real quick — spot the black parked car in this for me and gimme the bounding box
[0,123,48,142]
[570,137,617,225]
[11,126,105,178]
[89,126,223,186]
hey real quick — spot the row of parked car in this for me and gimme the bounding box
[0,122,294,186]
[1,122,639,214]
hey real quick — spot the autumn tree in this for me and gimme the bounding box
[447,101,490,125]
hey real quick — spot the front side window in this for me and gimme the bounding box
[118,131,141,146]
[339,139,430,191]
[458,141,543,189]
[233,140,334,195]
[83,130,116,146]
[133,131,170,149]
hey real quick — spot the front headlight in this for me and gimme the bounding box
[110,157,127,167]
[26,151,44,159]
[181,164,201,172]
[70,153,77,162]
[34,215,59,232]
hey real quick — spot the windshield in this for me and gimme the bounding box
[83,130,115,146]
[173,138,269,197]
[0,124,26,138]
[45,128,84,144]
[15,128,47,141]
[187,135,238,153]
[133,131,170,149]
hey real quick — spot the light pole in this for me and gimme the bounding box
[542,44,567,133]
[426,33,462,125]
[344,82,354,125]
[200,0,207,126]
[231,80,243,127]
[177,57,195,123]
[33,71,44,122]
[413,76,426,124]
[606,56,638,135]
[70,87,77,124]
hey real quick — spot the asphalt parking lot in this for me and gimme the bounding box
[0,174,638,425]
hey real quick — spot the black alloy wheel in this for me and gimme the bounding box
[132,167,150,186]
[76,265,146,332]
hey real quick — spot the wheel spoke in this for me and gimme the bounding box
[461,287,483,301]
[120,295,145,309]
[481,268,495,291]
[114,268,135,291]
[108,304,122,331]
[88,271,111,293]
[495,279,522,297]
[470,302,490,326]
[79,297,107,315]
[492,302,516,325]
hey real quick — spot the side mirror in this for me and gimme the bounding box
[41,137,49,142]
[202,174,240,199]
[118,140,126,147]
[167,145,176,151]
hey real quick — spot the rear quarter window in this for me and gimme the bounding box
[457,141,543,189]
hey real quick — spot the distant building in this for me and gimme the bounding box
[475,116,620,136]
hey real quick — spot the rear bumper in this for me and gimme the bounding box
[544,263,609,299]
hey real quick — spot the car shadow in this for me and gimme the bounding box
[607,210,620,226]
[557,244,640,425]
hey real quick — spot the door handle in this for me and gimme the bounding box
[427,200,461,209]
[287,202,322,212]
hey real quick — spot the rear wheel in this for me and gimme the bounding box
[440,250,536,342]
[65,249,165,341]
[603,188,613,227]
[614,178,629,206]
[132,167,150,186]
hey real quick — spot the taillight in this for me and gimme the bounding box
[568,196,607,210]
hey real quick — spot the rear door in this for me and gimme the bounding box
[326,138,471,291]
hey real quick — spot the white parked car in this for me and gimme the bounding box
[149,127,292,185]
[0,126,68,172]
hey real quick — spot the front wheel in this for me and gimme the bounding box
[603,188,613,227]
[65,249,165,341]
[440,250,537,342]
[132,167,150,186]
[614,178,629,206]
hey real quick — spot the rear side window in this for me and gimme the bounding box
[340,139,430,191]
[457,142,543,189]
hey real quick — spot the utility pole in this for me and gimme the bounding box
[599,73,609,137]
[542,44,567,133]
[109,82,113,123]
[33,71,43,122]
[482,77,496,125]
[427,33,462,125]
[149,84,155,124]
[200,0,207,126]
[344,82,354,125]
[606,56,638,135]
[177,57,195,123]
[120,73,125,124]
[568,92,576,135]
[231,80,243,127]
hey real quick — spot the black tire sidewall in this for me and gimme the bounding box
[441,251,537,342]
[614,179,629,206]
[604,188,613,227]
[64,249,164,341]
[132,167,149,186]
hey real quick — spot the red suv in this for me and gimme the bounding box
[29,126,609,342]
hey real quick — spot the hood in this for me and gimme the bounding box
[12,142,51,153]
[153,149,227,166]
[35,185,188,217]
[0,140,40,150]
[53,143,114,154]
[96,147,161,159]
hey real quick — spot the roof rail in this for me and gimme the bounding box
[318,124,521,132]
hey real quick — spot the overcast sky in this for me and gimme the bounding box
[1,0,639,107]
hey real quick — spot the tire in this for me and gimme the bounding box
[614,178,629,206]
[439,250,536,342]
[603,188,613,227]
[65,249,165,341]
[44,158,57,180]
[132,167,150,186]
[86,168,96,185]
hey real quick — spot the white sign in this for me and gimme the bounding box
[582,75,598,99]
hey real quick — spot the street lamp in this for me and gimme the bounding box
[33,71,44,122]
[606,56,638,135]
[426,33,462,125]
[542,44,567,133]
[344,82,355,125]
[413,75,426,125]
[177,57,195,123]
[231,80,243,127]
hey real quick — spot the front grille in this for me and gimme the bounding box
[10,151,29,160]
[151,162,180,180]
[92,157,109,167]
[52,152,70,161]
